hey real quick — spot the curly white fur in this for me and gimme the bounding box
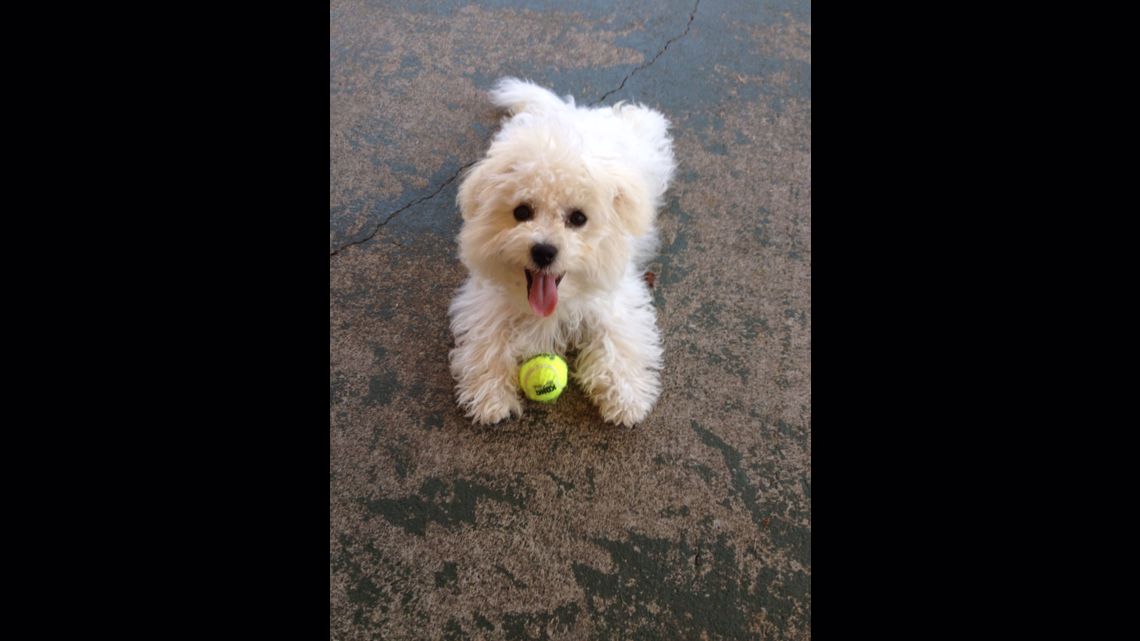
[449,78,675,426]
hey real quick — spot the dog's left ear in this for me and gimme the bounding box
[609,168,653,237]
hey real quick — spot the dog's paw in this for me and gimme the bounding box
[595,385,655,427]
[577,366,659,428]
[462,385,523,426]
[471,397,522,425]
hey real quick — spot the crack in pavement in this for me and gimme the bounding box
[331,1,700,258]
[329,160,476,257]
[593,0,701,105]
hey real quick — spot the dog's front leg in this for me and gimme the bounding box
[449,292,523,425]
[449,338,522,425]
[574,278,663,427]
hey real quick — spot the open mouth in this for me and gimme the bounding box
[525,269,564,317]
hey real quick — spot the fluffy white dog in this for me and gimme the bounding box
[449,78,675,426]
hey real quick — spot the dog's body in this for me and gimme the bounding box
[449,78,675,426]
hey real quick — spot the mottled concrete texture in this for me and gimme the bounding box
[331,1,810,639]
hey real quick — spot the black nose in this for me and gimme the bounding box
[531,243,558,268]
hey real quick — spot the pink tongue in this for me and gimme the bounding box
[528,272,559,317]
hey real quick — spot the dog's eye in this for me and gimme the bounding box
[513,204,533,221]
[568,210,588,228]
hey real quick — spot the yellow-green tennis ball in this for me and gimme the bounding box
[518,353,568,403]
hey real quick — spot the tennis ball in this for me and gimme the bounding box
[518,353,568,403]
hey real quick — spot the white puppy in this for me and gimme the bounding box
[449,78,675,426]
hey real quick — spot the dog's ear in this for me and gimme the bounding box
[609,168,653,237]
[457,160,490,221]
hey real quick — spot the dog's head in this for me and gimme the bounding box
[456,116,652,318]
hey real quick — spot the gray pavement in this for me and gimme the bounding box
[331,1,810,638]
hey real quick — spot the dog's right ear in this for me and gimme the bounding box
[456,161,487,221]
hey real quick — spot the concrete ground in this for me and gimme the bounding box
[330,1,810,639]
